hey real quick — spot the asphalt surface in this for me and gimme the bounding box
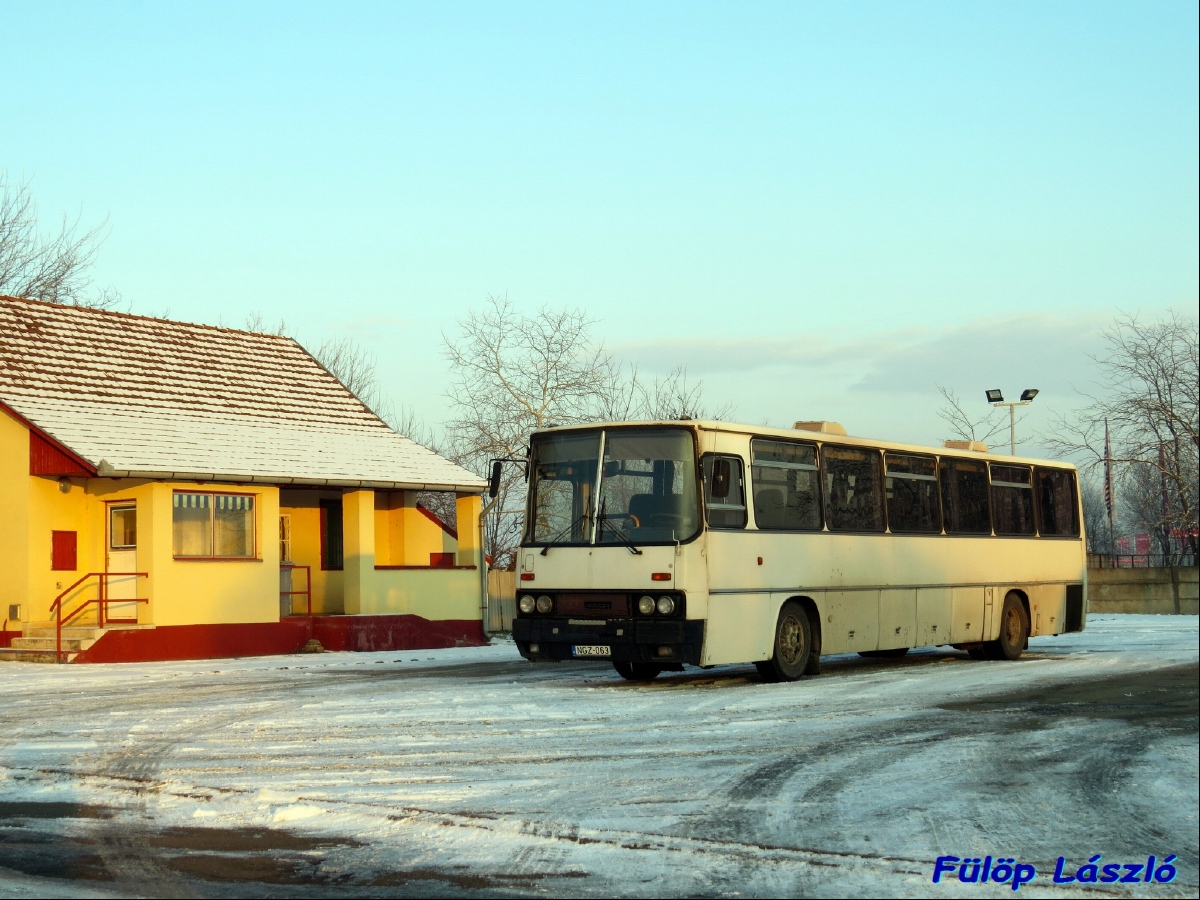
[0,619,1196,899]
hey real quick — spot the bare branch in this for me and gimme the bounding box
[935,386,1011,446]
[442,295,734,567]
[0,172,118,308]
[1042,311,1198,558]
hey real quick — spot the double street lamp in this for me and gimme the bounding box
[985,389,1039,455]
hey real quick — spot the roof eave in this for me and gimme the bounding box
[92,464,486,494]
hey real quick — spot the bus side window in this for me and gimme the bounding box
[992,464,1036,535]
[703,455,747,528]
[751,440,822,531]
[940,458,991,534]
[1035,468,1080,536]
[885,452,942,533]
[822,446,885,532]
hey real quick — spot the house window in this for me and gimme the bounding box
[173,492,256,558]
[279,515,293,563]
[320,499,343,570]
[52,531,78,570]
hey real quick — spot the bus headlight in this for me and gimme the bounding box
[637,595,656,616]
[536,595,554,614]
[519,595,535,614]
[656,596,675,616]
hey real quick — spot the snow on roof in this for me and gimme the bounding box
[0,296,485,491]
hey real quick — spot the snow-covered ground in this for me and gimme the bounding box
[0,615,1196,898]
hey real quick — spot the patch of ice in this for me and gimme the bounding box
[271,804,327,823]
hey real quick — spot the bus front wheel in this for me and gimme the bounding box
[986,593,1029,661]
[614,661,661,681]
[757,601,815,683]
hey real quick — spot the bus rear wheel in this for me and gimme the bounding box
[614,661,661,681]
[985,593,1029,660]
[757,601,814,683]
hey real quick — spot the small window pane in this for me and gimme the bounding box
[1036,468,1079,536]
[703,455,747,529]
[214,495,255,557]
[885,453,942,533]
[110,506,137,548]
[822,446,885,532]
[991,465,1035,535]
[940,458,991,534]
[172,493,212,557]
[751,440,822,530]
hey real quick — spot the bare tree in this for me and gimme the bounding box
[0,173,120,309]
[442,296,614,567]
[443,294,731,566]
[935,386,1012,447]
[1079,477,1113,553]
[1045,312,1199,561]
[593,364,733,422]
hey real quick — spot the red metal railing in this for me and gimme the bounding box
[280,564,312,616]
[49,572,148,662]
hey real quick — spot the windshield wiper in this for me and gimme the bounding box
[597,497,642,555]
[539,510,590,555]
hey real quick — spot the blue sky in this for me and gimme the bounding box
[3,1,1196,455]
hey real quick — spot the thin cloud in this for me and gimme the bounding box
[613,312,1112,398]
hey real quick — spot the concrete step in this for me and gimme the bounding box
[10,637,93,652]
[22,626,103,640]
[0,648,76,664]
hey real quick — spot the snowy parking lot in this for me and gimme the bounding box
[0,614,1196,898]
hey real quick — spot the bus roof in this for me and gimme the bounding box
[529,419,1077,470]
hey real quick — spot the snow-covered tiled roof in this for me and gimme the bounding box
[0,296,485,492]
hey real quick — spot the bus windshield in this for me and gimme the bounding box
[527,427,700,546]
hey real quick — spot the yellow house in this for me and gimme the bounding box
[0,296,488,662]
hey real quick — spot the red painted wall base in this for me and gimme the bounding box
[72,615,487,664]
[0,628,17,650]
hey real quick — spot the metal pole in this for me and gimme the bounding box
[1009,405,1016,455]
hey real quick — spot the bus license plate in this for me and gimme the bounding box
[572,645,611,657]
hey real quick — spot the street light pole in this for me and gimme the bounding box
[984,389,1039,455]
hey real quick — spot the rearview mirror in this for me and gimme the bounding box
[710,458,731,499]
[488,460,503,498]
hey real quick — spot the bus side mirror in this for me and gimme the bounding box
[711,458,731,499]
[489,460,503,498]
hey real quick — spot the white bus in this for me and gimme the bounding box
[510,420,1086,681]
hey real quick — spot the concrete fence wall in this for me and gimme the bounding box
[486,569,516,633]
[1088,567,1199,615]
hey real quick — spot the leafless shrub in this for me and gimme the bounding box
[935,385,1013,448]
[1044,311,1198,560]
[243,311,289,336]
[0,173,120,309]
[310,336,390,416]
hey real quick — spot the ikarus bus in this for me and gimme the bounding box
[510,420,1086,681]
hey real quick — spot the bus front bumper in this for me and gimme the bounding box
[513,617,705,666]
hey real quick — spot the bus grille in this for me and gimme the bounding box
[555,593,630,617]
